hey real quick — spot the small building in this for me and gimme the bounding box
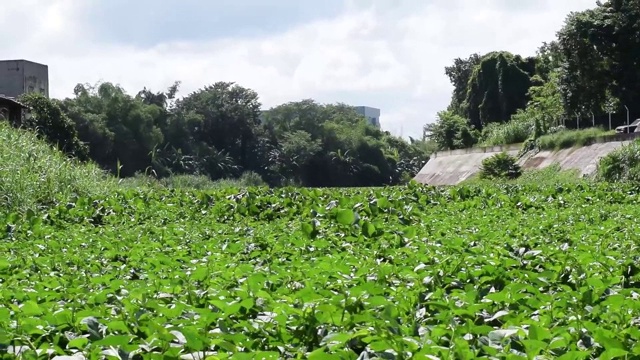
[0,59,49,99]
[354,106,381,128]
[0,95,28,126]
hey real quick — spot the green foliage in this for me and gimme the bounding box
[18,92,89,160]
[0,121,114,212]
[425,110,479,150]
[465,51,536,129]
[17,82,423,188]
[3,181,640,358]
[557,0,640,116]
[479,152,522,180]
[597,139,640,182]
[62,82,165,176]
[536,127,614,151]
[444,53,481,116]
[479,115,532,146]
[466,163,583,186]
[434,1,640,150]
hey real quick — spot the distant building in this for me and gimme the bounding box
[0,59,49,99]
[354,106,381,128]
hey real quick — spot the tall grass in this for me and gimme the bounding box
[480,118,533,146]
[464,163,584,186]
[597,139,640,183]
[0,122,116,212]
[536,127,615,151]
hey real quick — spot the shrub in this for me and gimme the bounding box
[479,152,522,180]
[238,171,267,187]
[597,140,640,183]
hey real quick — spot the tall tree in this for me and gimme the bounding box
[557,0,640,116]
[61,82,165,176]
[169,82,263,178]
[465,51,536,129]
[18,93,89,160]
[444,53,481,116]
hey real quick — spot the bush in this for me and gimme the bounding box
[237,171,267,187]
[597,140,640,183]
[479,152,522,180]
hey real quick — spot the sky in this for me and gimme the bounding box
[1,0,597,139]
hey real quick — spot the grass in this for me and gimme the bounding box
[0,119,272,213]
[0,121,116,212]
[479,118,533,146]
[464,162,584,186]
[536,127,615,151]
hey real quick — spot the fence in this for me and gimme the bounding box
[555,107,640,131]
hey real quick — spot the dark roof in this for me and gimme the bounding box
[0,95,28,109]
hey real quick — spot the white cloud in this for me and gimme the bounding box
[1,0,597,138]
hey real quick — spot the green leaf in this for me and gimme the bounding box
[528,324,551,341]
[599,348,629,360]
[376,198,390,208]
[336,209,355,225]
[93,335,132,347]
[556,351,592,360]
[67,337,89,349]
[594,329,626,351]
[20,301,42,316]
[362,222,376,238]
[181,327,205,351]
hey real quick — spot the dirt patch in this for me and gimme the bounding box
[521,156,546,169]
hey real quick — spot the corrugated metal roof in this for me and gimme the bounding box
[0,95,28,108]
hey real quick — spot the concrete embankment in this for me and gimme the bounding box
[414,133,640,186]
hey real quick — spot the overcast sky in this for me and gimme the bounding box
[1,0,596,138]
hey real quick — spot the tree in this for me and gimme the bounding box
[171,82,263,178]
[444,53,481,116]
[465,51,536,129]
[424,110,479,151]
[61,82,165,176]
[18,93,89,160]
[557,0,640,116]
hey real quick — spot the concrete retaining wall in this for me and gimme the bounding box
[414,133,640,185]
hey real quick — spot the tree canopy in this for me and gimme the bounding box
[7,80,429,188]
[426,0,640,151]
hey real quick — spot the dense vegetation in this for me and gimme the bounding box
[11,82,428,189]
[426,0,640,152]
[3,1,640,357]
[4,181,640,359]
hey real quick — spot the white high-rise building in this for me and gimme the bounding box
[354,106,381,128]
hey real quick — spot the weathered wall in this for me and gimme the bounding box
[0,60,25,98]
[413,144,522,185]
[0,60,49,98]
[414,133,640,185]
[22,60,49,98]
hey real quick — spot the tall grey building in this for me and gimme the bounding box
[354,106,381,128]
[0,60,49,99]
